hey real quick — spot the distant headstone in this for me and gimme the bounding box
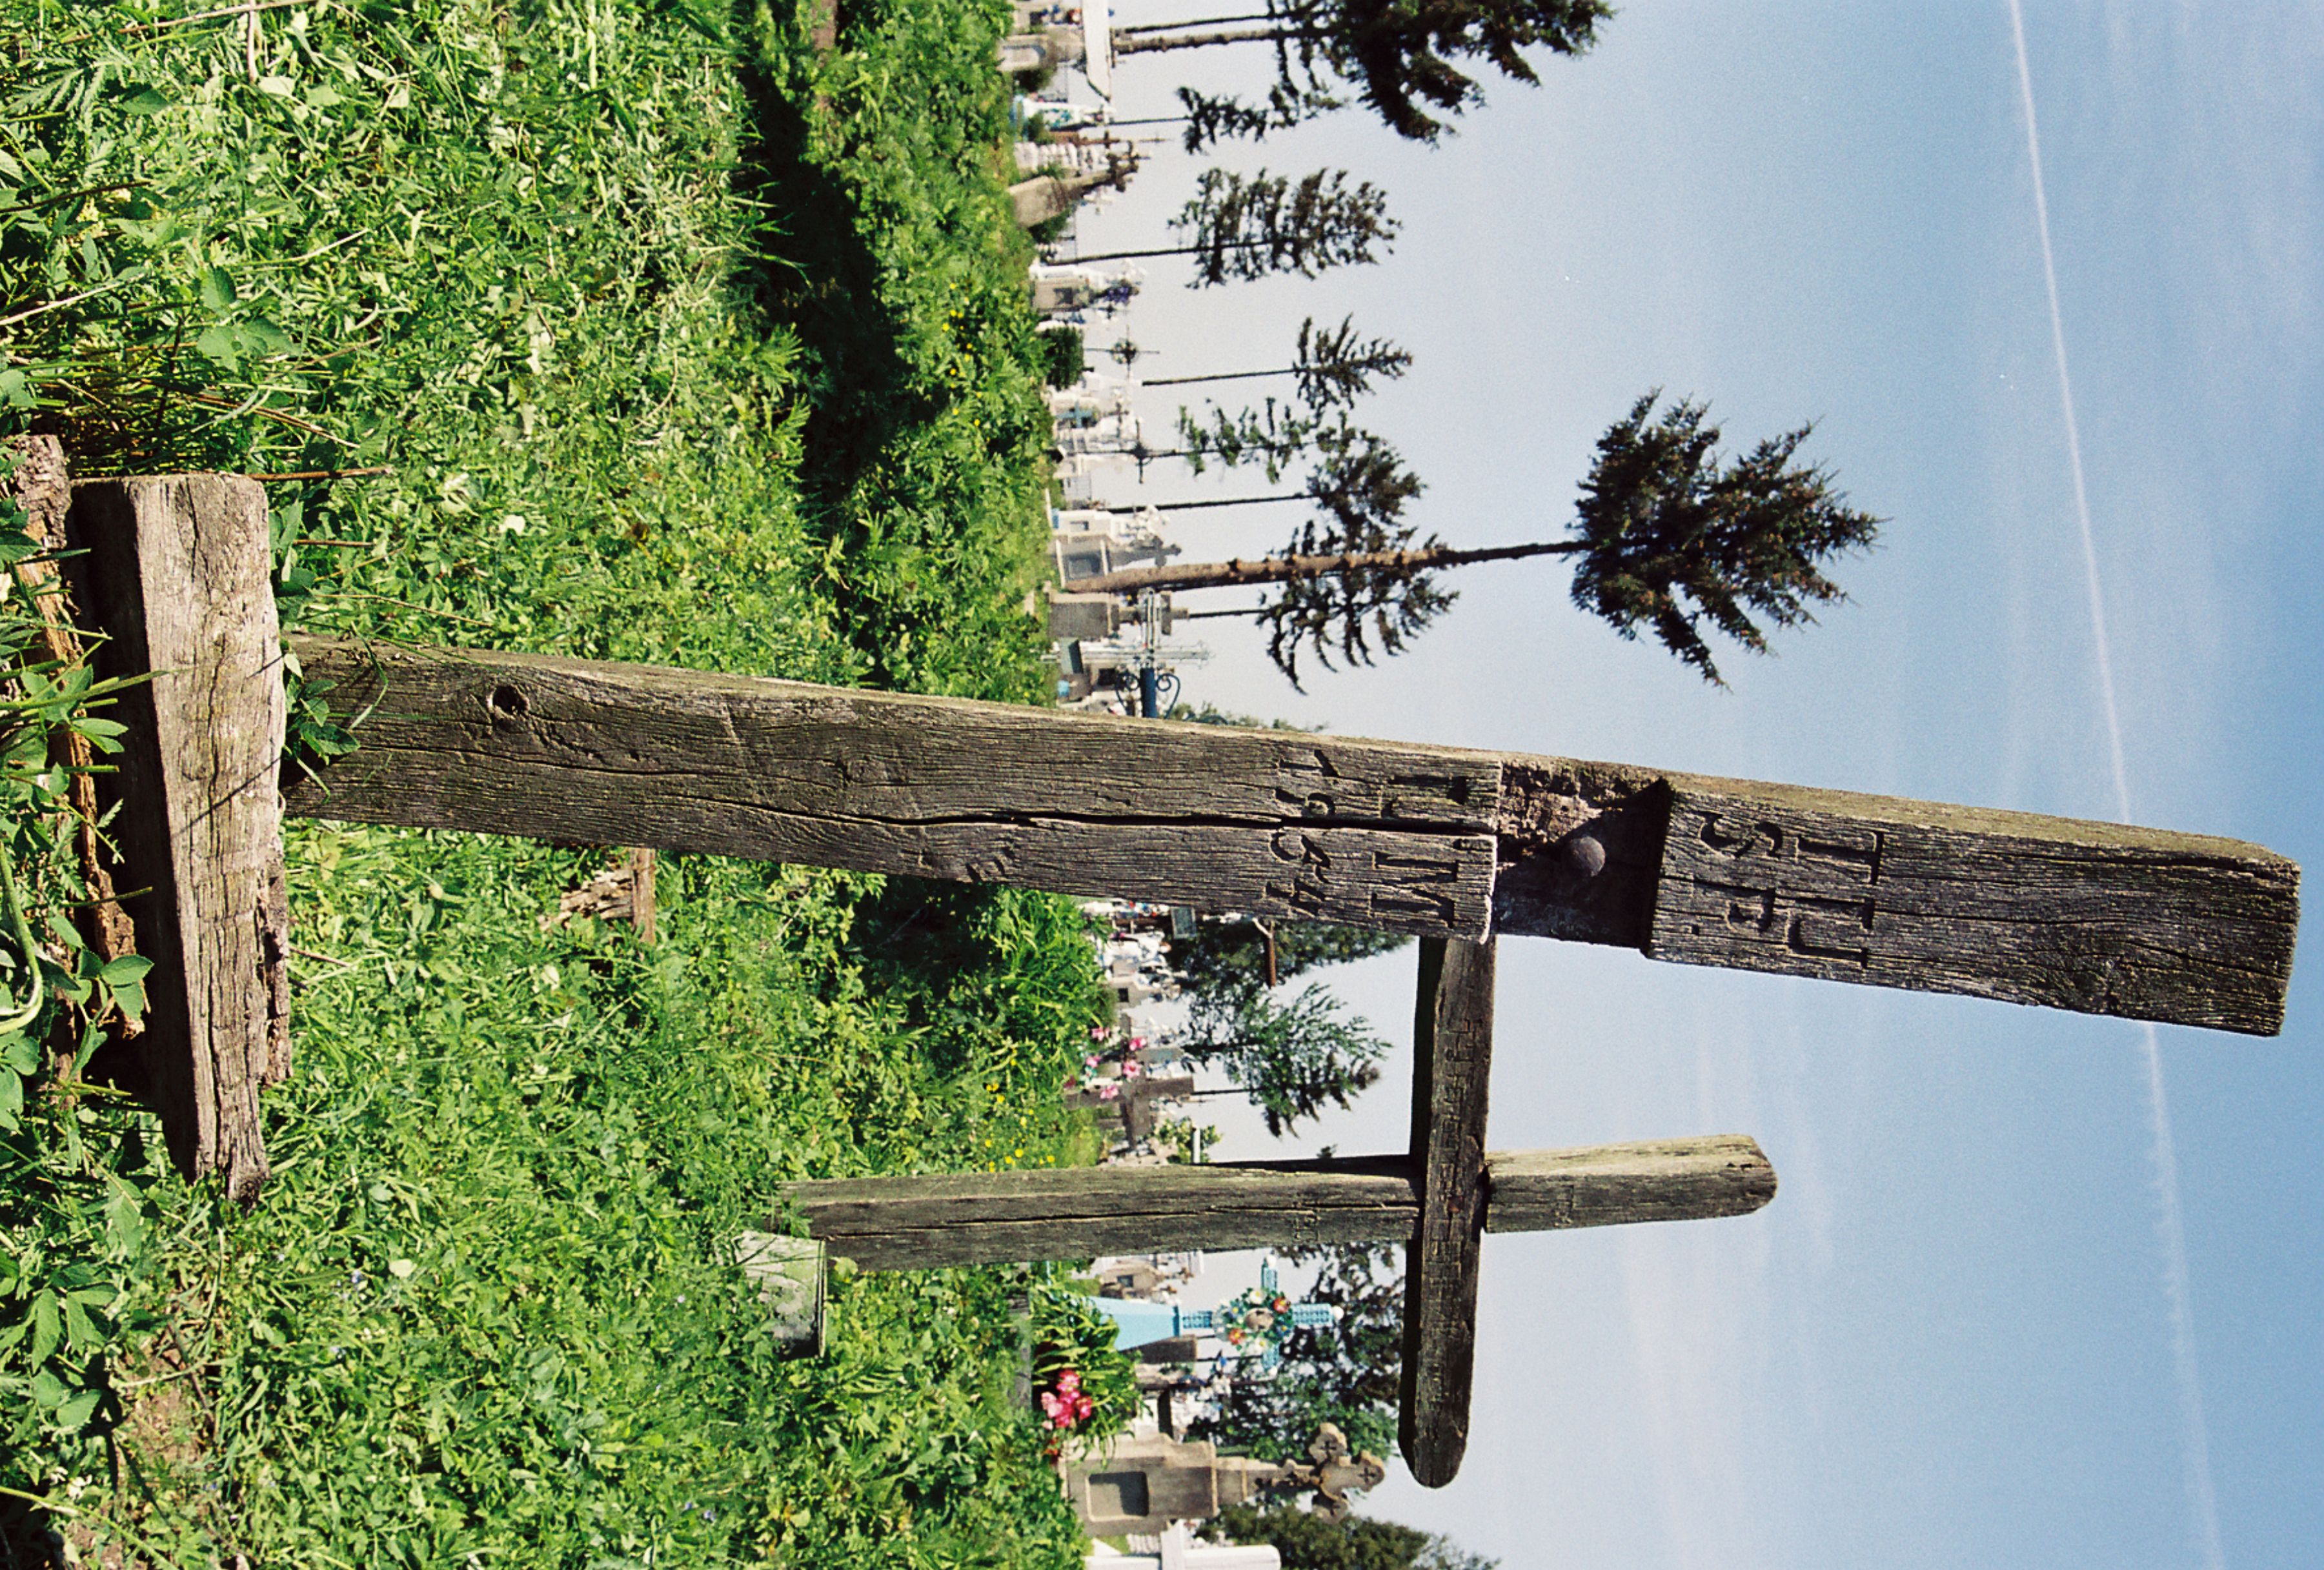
[1063,1434,1283,1536]
[736,1232,825,1355]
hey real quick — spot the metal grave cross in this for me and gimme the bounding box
[784,934,1775,1487]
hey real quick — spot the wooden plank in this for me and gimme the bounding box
[283,638,1500,939]
[1399,936,1495,1488]
[283,639,2301,1032]
[793,1158,1419,1270]
[1489,762,2299,1036]
[66,477,287,1199]
[1642,783,2299,1035]
[1484,1136,1777,1231]
[784,1138,1774,1270]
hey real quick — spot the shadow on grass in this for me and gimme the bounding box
[730,19,924,549]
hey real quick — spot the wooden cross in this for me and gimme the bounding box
[787,934,1767,1485]
[48,476,2303,1200]
[275,639,2299,1037]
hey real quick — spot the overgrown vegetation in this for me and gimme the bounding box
[1211,1501,1496,1570]
[3,1,1104,1564]
[1189,1243,1402,1467]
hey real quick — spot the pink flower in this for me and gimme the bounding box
[1128,1037,1147,1051]
[1084,1055,1100,1069]
[1096,1083,1120,1101]
[1056,1369,1082,1395]
[1122,1062,1142,1078]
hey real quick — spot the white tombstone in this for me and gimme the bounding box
[1084,1523,1280,1570]
[734,1233,825,1354]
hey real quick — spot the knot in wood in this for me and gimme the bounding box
[485,682,530,732]
[1562,832,1608,878]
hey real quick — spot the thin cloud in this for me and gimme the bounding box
[2005,6,2227,1567]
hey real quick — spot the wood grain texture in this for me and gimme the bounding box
[1644,783,2300,1036]
[283,639,2299,1032]
[1400,937,1495,1488]
[1482,1136,1777,1232]
[66,477,287,1199]
[284,639,1500,939]
[786,1139,1772,1270]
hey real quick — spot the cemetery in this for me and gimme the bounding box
[3,452,2299,1546]
[1,5,2312,1568]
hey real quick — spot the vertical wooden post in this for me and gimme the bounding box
[67,476,287,1200]
[1399,936,1495,1487]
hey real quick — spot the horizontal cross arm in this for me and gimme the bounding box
[283,638,1499,940]
[1491,760,2299,1035]
[285,639,2300,1032]
[781,1137,1776,1271]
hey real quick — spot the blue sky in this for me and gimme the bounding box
[1078,3,2320,1565]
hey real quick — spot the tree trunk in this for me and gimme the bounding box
[1114,25,1310,55]
[1116,13,1284,35]
[1053,236,1271,265]
[1143,367,1295,387]
[1083,494,1313,512]
[1073,539,1585,597]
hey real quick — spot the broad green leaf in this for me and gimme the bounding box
[195,323,241,369]
[30,1367,66,1409]
[243,317,294,354]
[2,1031,36,1074]
[55,1387,100,1429]
[103,1178,147,1260]
[28,1294,60,1369]
[197,267,238,315]
[61,1294,97,1351]
[98,954,153,987]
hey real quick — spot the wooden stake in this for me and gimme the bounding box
[66,476,287,1199]
[1399,937,1495,1487]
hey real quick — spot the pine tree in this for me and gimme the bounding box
[1210,1500,1501,1570]
[1142,315,1413,411]
[1570,390,1882,683]
[1075,394,1881,689]
[1065,168,1398,287]
[1120,0,1613,146]
[1184,982,1389,1136]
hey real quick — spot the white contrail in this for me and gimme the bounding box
[2005,6,2227,1568]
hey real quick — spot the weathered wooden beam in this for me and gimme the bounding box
[66,476,288,1200]
[283,639,1499,939]
[1400,936,1495,1488]
[783,1137,1775,1271]
[285,639,2300,1034]
[1491,760,2300,1035]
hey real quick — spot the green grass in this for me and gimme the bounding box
[1,1,1114,1564]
